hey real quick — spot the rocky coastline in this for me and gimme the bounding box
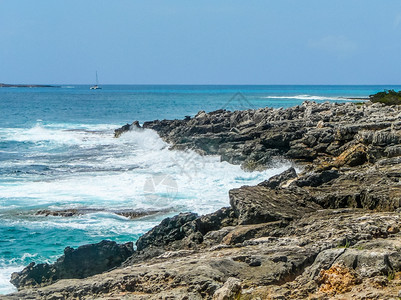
[5,101,401,299]
[0,83,59,88]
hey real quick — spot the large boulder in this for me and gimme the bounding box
[229,185,321,225]
[10,240,134,290]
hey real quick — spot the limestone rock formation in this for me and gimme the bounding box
[7,102,401,299]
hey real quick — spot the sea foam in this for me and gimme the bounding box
[0,123,291,294]
[262,94,366,101]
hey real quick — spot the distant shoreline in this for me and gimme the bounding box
[0,83,60,88]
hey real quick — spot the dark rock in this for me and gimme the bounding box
[258,167,297,189]
[114,121,141,138]
[36,209,79,217]
[10,240,134,290]
[136,212,199,251]
[10,102,401,299]
[138,101,401,171]
[294,170,340,187]
[195,207,237,235]
[248,258,262,267]
[36,208,167,219]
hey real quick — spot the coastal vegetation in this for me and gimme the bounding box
[369,89,401,105]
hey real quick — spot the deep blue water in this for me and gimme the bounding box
[0,85,400,294]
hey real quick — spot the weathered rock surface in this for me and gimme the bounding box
[36,208,167,219]
[114,121,141,138]
[6,102,401,299]
[137,101,401,170]
[229,184,320,225]
[10,240,134,290]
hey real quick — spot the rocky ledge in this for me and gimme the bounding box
[6,101,401,299]
[35,207,169,219]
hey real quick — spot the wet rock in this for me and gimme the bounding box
[114,121,141,138]
[36,209,79,217]
[9,102,401,299]
[36,208,167,219]
[138,101,401,171]
[10,240,134,290]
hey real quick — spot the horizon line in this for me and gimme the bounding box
[2,83,401,86]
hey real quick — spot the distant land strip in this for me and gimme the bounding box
[0,83,60,88]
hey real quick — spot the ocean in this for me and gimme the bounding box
[0,85,400,294]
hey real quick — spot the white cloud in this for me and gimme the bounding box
[308,35,357,59]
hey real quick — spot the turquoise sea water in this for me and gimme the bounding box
[1,85,400,294]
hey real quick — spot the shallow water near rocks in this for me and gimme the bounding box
[1,84,400,294]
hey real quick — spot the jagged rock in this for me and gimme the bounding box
[138,101,401,170]
[212,277,241,300]
[36,208,167,219]
[294,170,340,187]
[258,167,297,189]
[305,164,401,211]
[114,121,141,138]
[10,240,134,290]
[229,185,321,225]
[8,210,401,299]
[8,102,401,299]
[36,209,79,217]
[333,143,368,167]
[195,207,237,235]
[136,212,199,251]
[305,248,346,280]
[203,226,236,246]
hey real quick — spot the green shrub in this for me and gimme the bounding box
[337,239,350,248]
[387,270,395,281]
[369,90,401,105]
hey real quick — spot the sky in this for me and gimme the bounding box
[0,0,401,85]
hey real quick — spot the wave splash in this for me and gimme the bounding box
[263,94,366,101]
[0,123,292,294]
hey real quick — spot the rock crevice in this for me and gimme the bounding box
[8,101,401,300]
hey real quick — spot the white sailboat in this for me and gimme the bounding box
[90,71,102,90]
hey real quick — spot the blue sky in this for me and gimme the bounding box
[0,0,401,84]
